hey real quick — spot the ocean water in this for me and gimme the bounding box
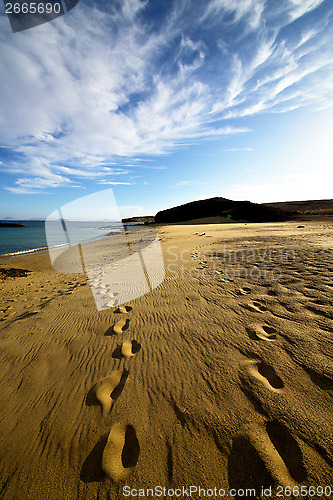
[0,220,123,258]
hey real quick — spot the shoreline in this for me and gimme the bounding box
[0,229,125,263]
[0,222,149,263]
[0,245,51,262]
[1,217,332,266]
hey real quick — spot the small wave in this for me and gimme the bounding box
[0,246,49,259]
[99,226,122,231]
[0,241,76,260]
[0,231,121,261]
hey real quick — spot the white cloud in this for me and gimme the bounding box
[56,166,130,177]
[121,0,148,20]
[4,186,43,194]
[174,180,208,188]
[202,0,266,29]
[273,59,333,97]
[223,147,252,152]
[288,0,325,21]
[98,181,134,185]
[0,0,332,192]
[221,34,333,119]
[140,165,168,170]
[4,175,82,193]
[16,177,72,188]
[1,3,249,190]
[296,28,320,49]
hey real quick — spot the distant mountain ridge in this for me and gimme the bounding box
[122,216,154,224]
[154,197,291,224]
[265,199,333,215]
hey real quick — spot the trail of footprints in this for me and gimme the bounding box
[237,285,309,491]
[86,304,142,482]
[240,287,284,393]
[81,278,327,487]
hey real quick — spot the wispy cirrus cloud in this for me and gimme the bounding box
[4,173,81,193]
[0,0,332,193]
[223,148,253,152]
[5,187,44,194]
[201,0,266,30]
[174,180,209,189]
[97,181,134,185]
[288,0,325,21]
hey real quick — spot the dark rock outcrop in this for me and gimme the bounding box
[155,197,291,224]
[0,222,25,227]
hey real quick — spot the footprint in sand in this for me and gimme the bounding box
[228,434,274,497]
[94,369,129,415]
[247,301,268,313]
[247,324,277,342]
[113,319,130,334]
[229,423,306,494]
[247,360,284,391]
[237,287,252,295]
[265,421,307,482]
[102,423,140,481]
[121,340,141,360]
[115,305,133,314]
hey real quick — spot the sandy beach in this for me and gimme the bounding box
[0,220,332,499]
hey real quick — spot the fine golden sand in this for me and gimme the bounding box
[0,221,332,499]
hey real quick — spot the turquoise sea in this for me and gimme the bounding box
[0,220,124,258]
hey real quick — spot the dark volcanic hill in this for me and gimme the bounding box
[154,197,291,224]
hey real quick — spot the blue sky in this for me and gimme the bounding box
[0,0,332,219]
